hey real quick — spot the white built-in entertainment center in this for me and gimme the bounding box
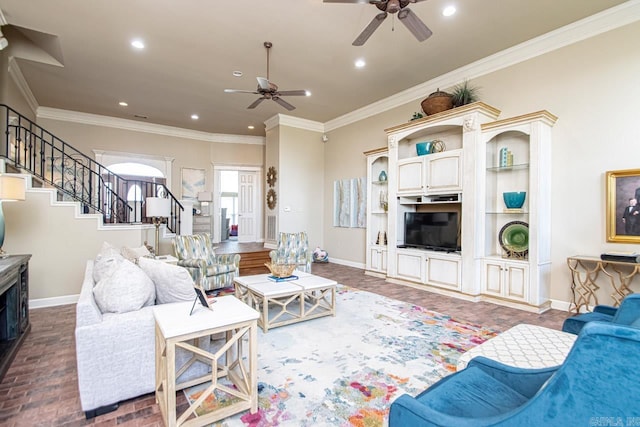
[364,102,557,313]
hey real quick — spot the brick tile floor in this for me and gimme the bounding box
[0,262,570,426]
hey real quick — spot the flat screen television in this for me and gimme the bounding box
[403,212,460,251]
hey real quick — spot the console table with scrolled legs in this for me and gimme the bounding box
[567,255,640,314]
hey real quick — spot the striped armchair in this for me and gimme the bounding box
[269,232,312,273]
[172,234,240,291]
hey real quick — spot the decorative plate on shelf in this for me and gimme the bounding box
[499,221,529,257]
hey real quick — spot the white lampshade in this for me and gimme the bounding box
[0,175,26,201]
[197,191,213,202]
[146,197,171,218]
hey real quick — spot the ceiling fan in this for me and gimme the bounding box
[324,0,432,46]
[224,41,309,111]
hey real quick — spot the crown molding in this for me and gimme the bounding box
[36,107,265,145]
[8,58,39,114]
[324,0,640,131]
[264,113,324,132]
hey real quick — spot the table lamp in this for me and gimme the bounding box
[0,175,26,258]
[145,197,171,257]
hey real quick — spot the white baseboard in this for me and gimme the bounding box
[324,257,365,270]
[30,294,79,309]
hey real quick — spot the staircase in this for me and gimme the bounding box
[1,104,183,232]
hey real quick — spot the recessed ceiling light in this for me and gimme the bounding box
[248,125,255,130]
[355,59,366,68]
[233,71,243,77]
[442,6,456,16]
[191,114,199,120]
[118,101,128,107]
[305,91,312,97]
[131,39,145,49]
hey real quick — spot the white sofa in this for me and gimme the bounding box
[76,260,165,417]
[75,254,213,418]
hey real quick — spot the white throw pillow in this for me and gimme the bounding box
[138,257,195,304]
[93,259,156,313]
[121,245,151,264]
[93,241,125,284]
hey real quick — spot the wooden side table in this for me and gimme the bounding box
[567,255,640,314]
[153,296,259,426]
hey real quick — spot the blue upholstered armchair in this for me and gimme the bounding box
[562,293,640,334]
[172,234,240,291]
[269,232,312,273]
[389,322,640,427]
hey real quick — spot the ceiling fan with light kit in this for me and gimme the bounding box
[324,0,432,46]
[224,41,310,111]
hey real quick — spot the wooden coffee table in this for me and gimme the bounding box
[234,272,337,332]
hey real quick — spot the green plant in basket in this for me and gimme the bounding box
[450,80,480,108]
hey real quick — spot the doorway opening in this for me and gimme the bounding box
[220,171,238,241]
[214,166,262,244]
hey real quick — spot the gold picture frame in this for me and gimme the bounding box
[606,169,640,243]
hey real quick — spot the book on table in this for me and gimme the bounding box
[600,252,640,263]
[267,275,299,282]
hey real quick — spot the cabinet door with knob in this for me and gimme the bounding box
[481,259,528,302]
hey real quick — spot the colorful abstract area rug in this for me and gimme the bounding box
[184,286,498,426]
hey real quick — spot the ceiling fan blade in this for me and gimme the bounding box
[256,77,270,90]
[398,8,432,42]
[247,97,266,109]
[353,12,387,46]
[224,89,260,94]
[273,97,296,111]
[277,90,308,97]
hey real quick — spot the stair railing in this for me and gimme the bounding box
[1,104,182,234]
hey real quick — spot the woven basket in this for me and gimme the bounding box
[264,263,296,278]
[421,89,453,115]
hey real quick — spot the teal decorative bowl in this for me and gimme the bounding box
[503,191,526,209]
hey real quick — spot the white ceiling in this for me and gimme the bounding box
[0,0,629,136]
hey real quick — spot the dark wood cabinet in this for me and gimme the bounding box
[0,255,31,382]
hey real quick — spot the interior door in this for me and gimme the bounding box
[237,171,257,242]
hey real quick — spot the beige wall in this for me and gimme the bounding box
[277,125,324,248]
[3,20,640,308]
[36,118,264,198]
[264,124,280,244]
[321,21,640,305]
[3,186,155,301]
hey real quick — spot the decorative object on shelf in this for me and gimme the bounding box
[379,189,388,212]
[416,140,446,156]
[499,147,514,168]
[266,166,277,187]
[145,196,171,257]
[606,169,640,243]
[313,247,329,263]
[378,170,387,182]
[266,188,277,210]
[264,262,296,278]
[375,231,388,246]
[499,221,529,259]
[410,112,424,121]
[0,175,26,258]
[450,79,481,108]
[503,191,526,209]
[420,89,453,116]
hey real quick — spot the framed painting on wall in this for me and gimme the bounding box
[181,168,206,200]
[606,169,640,243]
